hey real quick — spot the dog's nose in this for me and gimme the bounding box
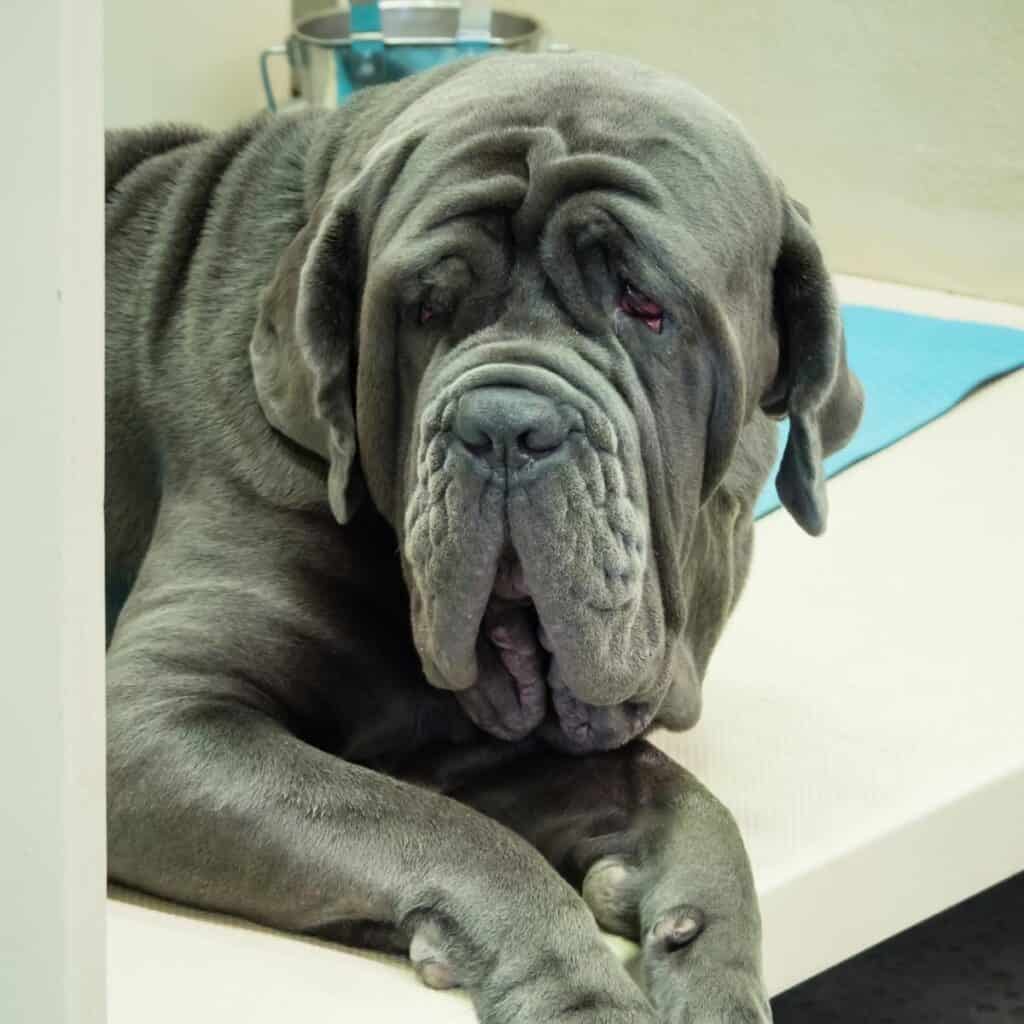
[454,387,570,471]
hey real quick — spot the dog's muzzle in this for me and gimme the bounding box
[405,364,660,754]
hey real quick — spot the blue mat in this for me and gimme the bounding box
[755,305,1024,519]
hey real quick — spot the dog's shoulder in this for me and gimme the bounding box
[105,123,212,198]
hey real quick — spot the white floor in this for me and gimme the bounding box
[107,276,1024,1019]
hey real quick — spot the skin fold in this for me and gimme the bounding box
[105,53,863,1024]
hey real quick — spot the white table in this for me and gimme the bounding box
[108,276,1024,1019]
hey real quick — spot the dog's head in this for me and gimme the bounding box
[251,54,863,753]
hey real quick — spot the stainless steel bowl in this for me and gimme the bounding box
[261,2,542,111]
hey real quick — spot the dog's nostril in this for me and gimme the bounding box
[461,435,494,457]
[464,439,493,457]
[518,428,563,456]
[453,413,496,457]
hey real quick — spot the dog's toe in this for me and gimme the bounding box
[410,921,459,989]
[648,905,706,951]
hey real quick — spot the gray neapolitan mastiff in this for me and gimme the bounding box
[106,54,862,1023]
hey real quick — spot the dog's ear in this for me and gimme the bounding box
[250,64,475,525]
[251,128,424,525]
[761,197,864,535]
[250,190,364,524]
[699,301,746,504]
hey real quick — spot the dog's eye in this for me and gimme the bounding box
[619,282,664,334]
[418,296,456,327]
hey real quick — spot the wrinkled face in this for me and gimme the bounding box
[329,66,786,755]
[259,59,860,756]
[400,263,691,754]
[342,63,787,754]
[393,218,694,754]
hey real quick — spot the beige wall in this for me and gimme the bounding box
[527,1,1024,305]
[104,0,291,131]
[105,1,1024,304]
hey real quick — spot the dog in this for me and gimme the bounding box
[105,52,863,1023]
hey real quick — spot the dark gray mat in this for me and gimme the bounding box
[772,872,1024,1023]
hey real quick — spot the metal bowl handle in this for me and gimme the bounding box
[259,43,289,113]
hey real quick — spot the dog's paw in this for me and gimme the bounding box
[647,972,771,1024]
[642,907,771,1024]
[522,1002,659,1024]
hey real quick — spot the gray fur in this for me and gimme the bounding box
[106,53,862,1023]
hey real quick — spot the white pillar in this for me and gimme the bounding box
[0,0,106,1021]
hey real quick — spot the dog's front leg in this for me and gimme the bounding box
[107,514,656,1024]
[438,741,772,1024]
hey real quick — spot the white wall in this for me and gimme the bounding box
[0,0,106,1021]
[104,1,1023,305]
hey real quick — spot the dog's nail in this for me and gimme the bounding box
[651,906,705,949]
[410,926,458,989]
[415,959,458,990]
